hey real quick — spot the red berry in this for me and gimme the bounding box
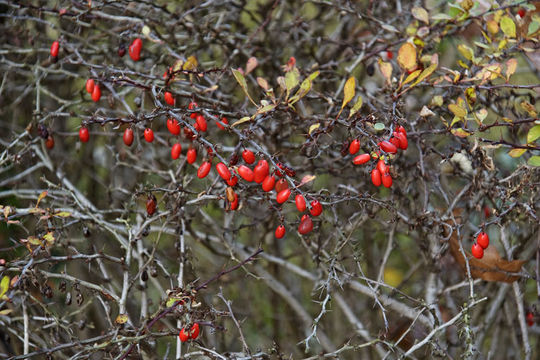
[477,232,489,249]
[397,125,407,136]
[254,160,269,183]
[146,195,157,216]
[382,172,393,188]
[171,143,182,159]
[188,101,198,110]
[387,50,393,60]
[517,8,526,18]
[45,135,54,149]
[261,175,276,192]
[242,149,255,164]
[380,140,398,154]
[91,83,101,102]
[275,225,286,239]
[189,323,200,339]
[349,139,360,155]
[276,189,291,204]
[389,136,400,149]
[216,163,231,181]
[164,91,175,106]
[179,328,189,342]
[50,40,59,57]
[526,312,534,326]
[352,153,371,165]
[186,147,197,164]
[85,79,95,94]
[298,216,313,235]
[310,200,322,216]
[167,118,181,135]
[295,195,306,212]
[129,38,142,61]
[275,178,288,193]
[197,161,211,178]
[79,127,89,143]
[230,192,239,210]
[216,117,228,130]
[483,206,491,218]
[377,159,387,174]
[227,175,238,187]
[371,168,382,187]
[471,243,484,259]
[144,128,154,143]
[393,131,408,150]
[195,114,207,132]
[118,44,126,57]
[237,165,254,182]
[123,128,134,146]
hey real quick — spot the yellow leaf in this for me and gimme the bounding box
[43,232,55,246]
[431,95,443,107]
[232,69,256,105]
[457,44,474,60]
[256,104,276,115]
[520,101,537,117]
[475,108,488,123]
[451,128,471,138]
[397,43,417,71]
[527,125,540,143]
[378,60,393,85]
[341,76,355,109]
[508,148,526,158]
[36,191,47,207]
[0,276,9,298]
[308,123,320,135]
[500,16,516,38]
[402,69,421,86]
[289,71,319,105]
[465,87,476,106]
[182,56,198,71]
[54,211,71,218]
[384,268,403,287]
[411,7,429,24]
[0,309,13,316]
[285,68,300,98]
[27,236,42,246]
[448,103,467,118]
[348,96,363,119]
[115,314,128,324]
[410,63,437,87]
[505,58,517,80]
[231,116,252,127]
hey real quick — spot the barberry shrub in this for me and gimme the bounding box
[0,1,538,359]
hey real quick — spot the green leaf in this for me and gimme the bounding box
[431,13,453,21]
[348,96,363,119]
[231,116,252,127]
[54,211,71,218]
[256,103,276,115]
[289,71,319,105]
[410,63,437,88]
[448,103,467,118]
[500,16,516,38]
[457,44,474,60]
[341,76,355,109]
[374,123,385,131]
[527,125,540,144]
[232,69,256,105]
[528,156,540,166]
[284,68,300,98]
[528,20,540,36]
[0,276,9,298]
[508,148,526,158]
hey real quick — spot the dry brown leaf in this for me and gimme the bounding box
[448,224,525,283]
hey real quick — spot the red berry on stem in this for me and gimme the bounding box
[352,153,371,165]
[216,163,231,181]
[45,135,54,149]
[387,50,393,60]
[164,91,175,106]
[237,165,254,182]
[227,175,238,187]
[242,149,255,164]
[171,143,182,159]
[517,8,526,18]
[275,225,286,239]
[50,40,59,57]
[167,118,181,135]
[382,172,393,188]
[144,128,154,143]
[91,84,101,102]
[261,175,276,192]
[230,193,239,210]
[310,200,322,216]
[377,159,387,174]
[195,114,207,132]
[275,178,288,193]
[471,243,484,259]
[298,216,313,235]
[276,189,291,204]
[295,194,306,212]
[393,131,408,150]
[380,140,398,154]
[371,168,382,187]
[179,328,189,342]
[146,195,157,216]
[189,323,200,339]
[197,161,211,178]
[526,312,534,326]
[349,139,360,155]
[254,160,269,183]
[85,79,95,94]
[79,127,89,143]
[186,147,197,164]
[123,128,134,146]
[477,232,489,249]
[216,117,228,130]
[389,136,400,149]
[397,125,407,136]
[129,38,142,61]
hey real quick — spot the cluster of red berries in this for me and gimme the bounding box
[351,125,408,188]
[471,231,489,259]
[178,323,200,342]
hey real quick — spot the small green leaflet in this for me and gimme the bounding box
[232,69,256,105]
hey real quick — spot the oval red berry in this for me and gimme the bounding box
[382,172,393,188]
[254,160,269,183]
[371,168,382,187]
[216,117,228,130]
[179,328,189,342]
[261,175,276,192]
[79,127,89,143]
[195,114,207,132]
[380,140,398,154]
[167,118,181,135]
[216,163,231,181]
[242,149,255,164]
[276,189,291,204]
[471,243,484,259]
[164,91,175,106]
[186,147,197,164]
[349,139,360,155]
[171,143,182,159]
[295,195,306,212]
[298,216,313,235]
[144,128,154,143]
[310,200,322,216]
[197,161,211,178]
[352,153,371,165]
[123,128,134,146]
[237,165,254,182]
[227,175,238,187]
[50,41,59,57]
[85,79,95,94]
[275,225,286,239]
[129,38,142,61]
[189,323,200,339]
[91,84,101,102]
[274,178,288,193]
[477,232,489,249]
